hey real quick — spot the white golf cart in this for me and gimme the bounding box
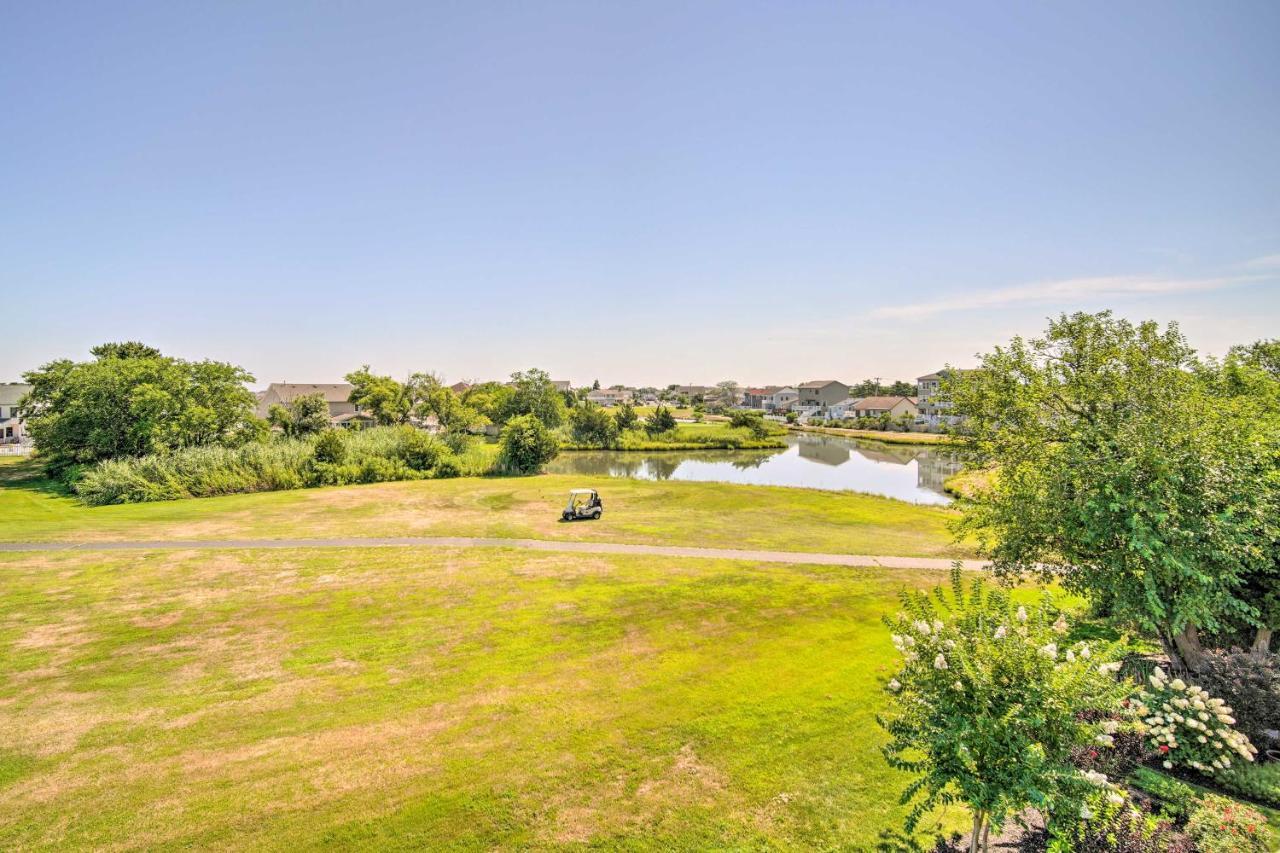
[561,488,603,521]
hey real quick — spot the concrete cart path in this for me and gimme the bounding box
[0,535,987,570]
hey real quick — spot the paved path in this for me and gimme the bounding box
[0,535,986,570]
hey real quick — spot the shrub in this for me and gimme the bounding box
[1216,761,1280,807]
[312,429,347,464]
[1047,788,1192,853]
[644,406,677,435]
[433,452,462,479]
[880,568,1129,849]
[569,403,619,447]
[729,409,766,436]
[613,402,638,432]
[497,414,559,474]
[1128,767,1200,820]
[1184,794,1270,853]
[1193,650,1280,754]
[1133,667,1258,776]
[395,427,444,472]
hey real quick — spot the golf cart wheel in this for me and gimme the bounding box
[592,510,602,519]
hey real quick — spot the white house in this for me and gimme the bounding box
[586,388,633,407]
[0,383,32,445]
[767,387,798,411]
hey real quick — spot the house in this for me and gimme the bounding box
[767,387,798,411]
[551,380,572,392]
[331,411,378,430]
[586,388,633,407]
[449,381,471,395]
[0,383,32,445]
[742,386,783,409]
[796,380,850,411]
[256,383,358,426]
[672,385,711,400]
[825,398,862,420]
[916,370,965,424]
[848,396,919,420]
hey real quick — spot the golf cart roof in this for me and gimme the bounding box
[569,488,596,495]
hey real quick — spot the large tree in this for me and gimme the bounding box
[266,392,331,438]
[344,366,411,425]
[407,372,484,433]
[949,312,1273,672]
[502,368,567,428]
[21,342,258,478]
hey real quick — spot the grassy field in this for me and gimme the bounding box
[789,426,954,446]
[561,423,787,452]
[0,457,972,558]
[0,544,998,849]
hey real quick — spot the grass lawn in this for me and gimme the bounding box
[790,426,953,446]
[0,545,994,849]
[0,458,972,558]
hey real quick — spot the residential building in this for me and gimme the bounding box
[767,387,798,411]
[825,398,862,420]
[256,383,358,426]
[916,370,966,423]
[449,381,471,395]
[0,383,32,445]
[672,384,712,400]
[551,380,572,392]
[586,388,633,407]
[796,380,850,411]
[848,396,919,420]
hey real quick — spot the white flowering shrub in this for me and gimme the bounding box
[1133,666,1257,776]
[879,568,1129,850]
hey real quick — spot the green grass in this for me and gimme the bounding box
[791,426,954,445]
[0,457,972,558]
[562,423,788,452]
[0,546,998,849]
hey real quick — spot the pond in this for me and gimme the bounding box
[546,433,963,505]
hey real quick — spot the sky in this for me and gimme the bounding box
[3,1,1278,388]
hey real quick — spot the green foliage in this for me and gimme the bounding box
[312,429,347,464]
[568,403,618,447]
[497,414,559,474]
[1185,794,1271,853]
[729,409,769,437]
[879,567,1129,845]
[502,368,566,428]
[1047,787,1190,853]
[1193,650,1280,753]
[21,342,257,479]
[1216,761,1280,808]
[1134,666,1258,776]
[267,393,331,437]
[460,382,515,425]
[408,373,484,433]
[345,366,412,425]
[72,427,491,504]
[613,402,638,432]
[1129,767,1200,820]
[395,427,445,472]
[950,312,1275,668]
[644,405,677,435]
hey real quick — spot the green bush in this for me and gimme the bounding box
[644,406,678,435]
[1129,767,1200,819]
[1048,788,1192,853]
[312,429,347,464]
[1184,794,1270,852]
[568,403,618,447]
[1216,761,1280,807]
[396,427,444,471]
[74,426,493,504]
[497,414,559,474]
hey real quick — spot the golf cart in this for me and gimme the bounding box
[561,488,603,521]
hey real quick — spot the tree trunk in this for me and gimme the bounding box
[1254,626,1274,658]
[1172,623,1206,672]
[1159,632,1187,674]
[980,819,991,853]
[969,811,985,853]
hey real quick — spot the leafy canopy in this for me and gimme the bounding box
[497,413,559,474]
[949,312,1273,663]
[21,342,258,478]
[267,393,331,438]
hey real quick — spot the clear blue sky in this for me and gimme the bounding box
[4,1,1278,387]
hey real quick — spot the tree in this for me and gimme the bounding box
[569,403,618,447]
[462,382,515,425]
[20,343,258,478]
[408,372,484,434]
[729,409,768,438]
[705,380,740,412]
[497,414,559,474]
[880,569,1128,853]
[267,392,331,437]
[644,405,677,435]
[613,401,638,432]
[503,368,567,428]
[345,366,410,425]
[950,312,1273,672]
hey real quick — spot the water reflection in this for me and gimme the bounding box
[546,434,963,505]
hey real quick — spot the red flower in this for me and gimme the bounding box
[1158,745,1170,753]
[1088,750,1098,759]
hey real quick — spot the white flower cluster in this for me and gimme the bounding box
[1133,667,1257,773]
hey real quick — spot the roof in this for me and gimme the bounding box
[0,383,32,405]
[331,411,376,423]
[569,488,597,494]
[851,396,917,411]
[449,381,471,394]
[916,372,944,382]
[798,380,846,389]
[266,382,354,404]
